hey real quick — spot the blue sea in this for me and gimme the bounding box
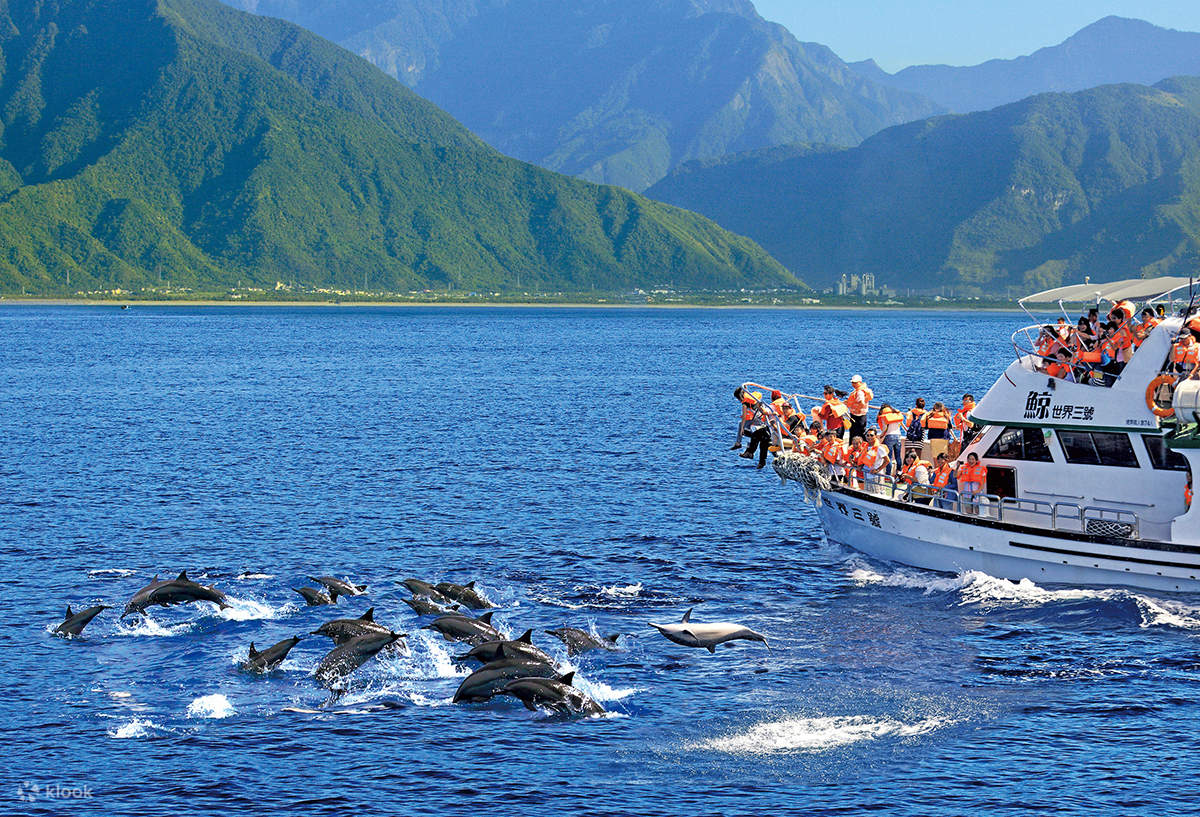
[3,305,1199,816]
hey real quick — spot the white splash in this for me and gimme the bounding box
[599,582,643,598]
[237,572,274,580]
[218,597,284,621]
[850,563,1200,629]
[698,715,952,754]
[186,694,235,719]
[108,718,159,739]
[88,568,137,578]
[115,616,193,637]
[403,632,471,679]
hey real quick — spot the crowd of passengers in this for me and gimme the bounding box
[1033,300,1200,384]
[733,379,989,508]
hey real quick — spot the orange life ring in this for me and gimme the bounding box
[1146,374,1177,418]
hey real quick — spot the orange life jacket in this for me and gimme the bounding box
[1134,317,1159,346]
[821,440,841,465]
[931,464,953,489]
[953,402,975,431]
[899,459,932,483]
[846,385,872,415]
[1187,485,1194,506]
[1046,361,1071,378]
[877,408,904,432]
[1109,300,1135,322]
[907,408,927,427]
[1172,339,1200,366]
[959,462,987,485]
[818,398,850,431]
[924,411,951,430]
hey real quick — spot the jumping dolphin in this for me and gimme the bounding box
[308,576,367,602]
[453,656,564,703]
[423,611,501,645]
[54,604,109,637]
[402,596,458,616]
[294,587,334,606]
[648,608,768,653]
[435,581,493,609]
[122,572,231,617]
[456,630,552,665]
[401,579,454,605]
[500,672,605,717]
[315,631,403,686]
[242,636,303,673]
[545,627,621,656]
[311,608,401,646]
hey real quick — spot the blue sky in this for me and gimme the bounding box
[752,1,1200,72]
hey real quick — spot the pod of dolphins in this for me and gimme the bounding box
[54,571,769,718]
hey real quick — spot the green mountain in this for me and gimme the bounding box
[851,17,1200,114]
[0,0,798,296]
[647,78,1200,293]
[225,0,944,191]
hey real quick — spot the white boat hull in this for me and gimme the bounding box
[816,487,1200,594]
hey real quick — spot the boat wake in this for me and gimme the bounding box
[849,562,1200,629]
[695,714,954,755]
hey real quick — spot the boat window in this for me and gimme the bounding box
[1142,435,1190,472]
[984,427,1054,462]
[1058,431,1139,468]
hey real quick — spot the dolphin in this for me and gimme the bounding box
[241,636,303,673]
[315,631,403,686]
[453,657,564,703]
[648,608,768,653]
[435,581,493,609]
[122,571,231,617]
[308,576,367,602]
[423,611,501,645]
[401,579,454,605]
[545,627,621,656]
[294,587,334,606]
[54,604,109,637]
[500,672,605,717]
[311,608,402,646]
[456,630,552,665]
[402,596,458,616]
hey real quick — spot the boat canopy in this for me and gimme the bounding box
[1020,276,1193,305]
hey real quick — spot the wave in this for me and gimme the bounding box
[114,616,193,637]
[107,718,165,739]
[217,596,288,621]
[696,715,953,754]
[599,582,643,598]
[186,694,236,719]
[849,563,1200,629]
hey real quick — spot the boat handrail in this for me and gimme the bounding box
[853,473,1139,539]
[1009,323,1121,387]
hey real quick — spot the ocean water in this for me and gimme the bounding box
[2,305,1199,816]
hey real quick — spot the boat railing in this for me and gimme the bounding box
[1010,324,1121,387]
[854,473,1139,539]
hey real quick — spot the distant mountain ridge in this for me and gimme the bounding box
[226,0,944,190]
[0,0,799,296]
[648,78,1200,292]
[853,16,1200,113]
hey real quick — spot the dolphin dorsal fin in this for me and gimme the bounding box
[495,643,507,659]
[466,580,476,589]
[177,570,189,582]
[359,607,374,621]
[478,611,494,624]
[682,608,692,623]
[518,629,532,643]
[608,633,620,643]
[558,671,575,686]
[65,606,73,618]
[249,643,258,658]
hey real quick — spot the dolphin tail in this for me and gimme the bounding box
[648,623,667,633]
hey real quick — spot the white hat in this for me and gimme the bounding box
[850,375,863,383]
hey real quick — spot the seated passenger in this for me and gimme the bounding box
[898,451,932,486]
[1045,349,1076,382]
[1133,307,1159,348]
[930,453,957,509]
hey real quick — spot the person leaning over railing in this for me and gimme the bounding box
[731,387,758,450]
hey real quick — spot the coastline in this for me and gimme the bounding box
[0,298,1022,312]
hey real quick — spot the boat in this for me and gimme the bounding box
[745,276,1200,593]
